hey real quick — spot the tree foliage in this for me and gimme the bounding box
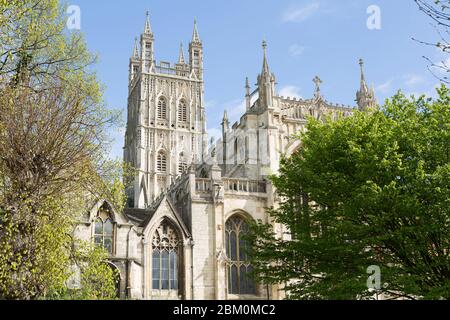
[249,87,450,300]
[0,0,123,300]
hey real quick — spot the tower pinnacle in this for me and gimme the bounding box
[356,58,376,111]
[359,58,366,83]
[178,42,186,64]
[262,40,269,74]
[192,18,201,43]
[144,11,153,35]
[132,37,139,59]
[222,110,229,124]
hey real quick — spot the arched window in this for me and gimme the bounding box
[107,262,121,298]
[178,152,187,174]
[157,151,167,172]
[157,97,167,120]
[152,221,180,291]
[225,215,255,295]
[94,207,114,254]
[178,100,187,123]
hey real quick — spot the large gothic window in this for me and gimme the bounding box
[157,97,167,120]
[94,208,114,254]
[225,216,255,295]
[152,221,180,291]
[178,100,187,123]
[157,151,167,173]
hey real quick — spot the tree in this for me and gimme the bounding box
[414,0,450,82]
[0,0,121,299]
[249,87,450,300]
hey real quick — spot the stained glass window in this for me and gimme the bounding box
[93,208,114,254]
[225,216,255,295]
[152,221,180,291]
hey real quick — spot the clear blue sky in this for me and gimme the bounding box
[70,0,444,159]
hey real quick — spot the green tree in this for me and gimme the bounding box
[0,0,121,300]
[249,86,450,300]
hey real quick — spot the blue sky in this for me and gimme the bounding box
[70,0,445,160]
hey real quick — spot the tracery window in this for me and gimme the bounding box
[94,208,114,254]
[157,151,167,173]
[158,97,167,120]
[178,100,187,122]
[152,222,180,290]
[225,216,255,295]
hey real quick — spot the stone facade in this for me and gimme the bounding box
[74,13,376,300]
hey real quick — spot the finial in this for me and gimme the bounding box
[262,40,269,74]
[313,76,322,97]
[245,77,250,89]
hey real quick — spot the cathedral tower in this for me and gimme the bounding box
[124,14,207,208]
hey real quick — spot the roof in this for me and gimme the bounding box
[124,207,156,227]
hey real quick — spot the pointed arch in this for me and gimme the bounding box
[178,99,188,123]
[157,96,167,120]
[93,204,115,254]
[225,212,256,295]
[151,219,182,291]
[156,150,167,173]
[105,261,121,298]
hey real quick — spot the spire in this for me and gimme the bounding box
[359,58,369,92]
[356,59,376,111]
[262,40,269,74]
[144,11,152,35]
[222,110,229,124]
[132,37,139,59]
[178,42,186,64]
[192,18,201,43]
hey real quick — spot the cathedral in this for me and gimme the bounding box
[74,13,376,300]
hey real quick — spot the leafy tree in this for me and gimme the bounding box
[0,0,122,300]
[249,87,450,300]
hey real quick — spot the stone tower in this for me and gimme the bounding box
[124,13,208,208]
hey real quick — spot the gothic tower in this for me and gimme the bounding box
[124,14,207,208]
